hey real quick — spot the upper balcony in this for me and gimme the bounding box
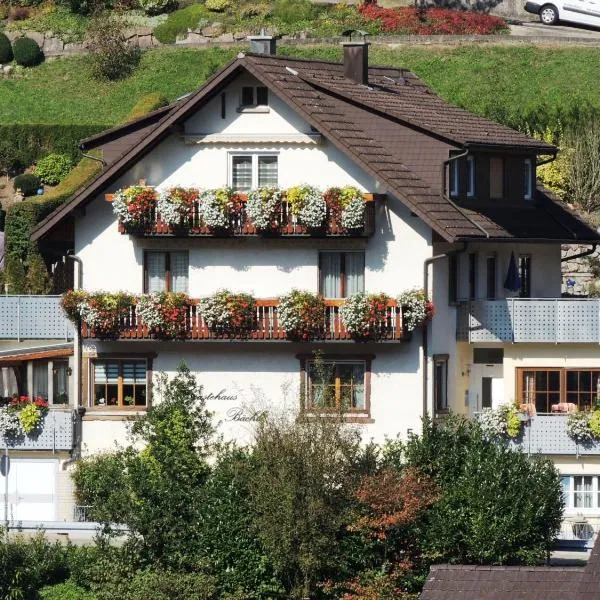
[81,298,405,342]
[457,298,600,343]
[0,296,74,341]
[107,190,379,238]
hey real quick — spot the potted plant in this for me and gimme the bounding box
[112,185,158,231]
[324,186,366,230]
[277,290,325,340]
[157,187,199,228]
[198,187,243,231]
[136,292,191,339]
[397,288,434,332]
[198,290,257,333]
[478,402,523,439]
[246,187,282,231]
[340,292,391,339]
[286,185,326,230]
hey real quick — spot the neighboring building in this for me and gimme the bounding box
[4,34,600,523]
[421,530,600,599]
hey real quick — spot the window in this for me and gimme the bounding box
[466,155,475,198]
[240,86,268,108]
[517,367,600,412]
[433,355,448,412]
[473,348,504,364]
[52,360,69,404]
[561,476,600,512]
[230,154,278,192]
[448,254,459,304]
[32,361,49,400]
[144,251,188,293]
[524,158,533,200]
[486,254,497,300]
[518,255,531,298]
[450,159,459,198]
[468,253,478,300]
[92,360,147,408]
[319,251,365,298]
[305,359,367,412]
[489,157,504,200]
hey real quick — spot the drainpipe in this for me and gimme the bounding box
[560,244,597,263]
[78,145,107,167]
[63,254,83,412]
[422,243,467,419]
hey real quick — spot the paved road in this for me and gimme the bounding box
[510,18,600,39]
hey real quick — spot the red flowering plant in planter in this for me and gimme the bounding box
[62,291,135,338]
[5,396,50,435]
[397,289,434,333]
[277,290,326,341]
[157,187,199,228]
[340,292,392,340]
[136,292,191,339]
[112,186,158,231]
[198,290,257,335]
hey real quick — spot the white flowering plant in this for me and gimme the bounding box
[198,290,256,332]
[397,288,434,332]
[567,411,595,443]
[340,292,391,339]
[157,187,199,227]
[0,396,49,440]
[246,187,282,230]
[0,407,23,438]
[286,185,326,229]
[324,186,366,230]
[112,186,157,229]
[136,292,191,339]
[478,403,523,439]
[277,290,325,340]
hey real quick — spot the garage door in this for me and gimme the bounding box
[0,459,57,522]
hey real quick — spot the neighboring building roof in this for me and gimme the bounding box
[421,534,600,599]
[31,52,600,245]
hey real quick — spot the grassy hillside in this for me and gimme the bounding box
[1,45,599,132]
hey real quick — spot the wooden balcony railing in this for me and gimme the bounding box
[109,194,379,237]
[81,298,404,342]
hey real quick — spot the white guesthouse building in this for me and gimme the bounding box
[3,36,600,533]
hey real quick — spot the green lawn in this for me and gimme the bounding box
[2,45,600,131]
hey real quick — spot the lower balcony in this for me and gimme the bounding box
[81,298,405,342]
[457,298,600,343]
[485,414,600,456]
[0,296,74,341]
[3,408,79,451]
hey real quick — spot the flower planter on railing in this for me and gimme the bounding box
[80,298,404,342]
[107,189,379,238]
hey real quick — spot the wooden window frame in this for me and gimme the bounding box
[298,354,373,422]
[143,250,188,294]
[318,250,366,299]
[88,355,154,410]
[489,156,504,200]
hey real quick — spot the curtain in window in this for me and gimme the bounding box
[53,361,69,403]
[147,252,166,293]
[232,156,252,191]
[171,251,189,293]
[320,252,341,298]
[523,371,535,404]
[258,156,278,187]
[345,252,365,296]
[33,361,48,400]
[575,476,594,508]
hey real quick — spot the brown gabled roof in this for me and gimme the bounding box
[31,52,599,244]
[421,533,600,599]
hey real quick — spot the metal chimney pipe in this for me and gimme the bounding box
[248,29,277,55]
[341,29,370,85]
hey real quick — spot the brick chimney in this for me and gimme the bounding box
[248,30,277,55]
[342,30,370,85]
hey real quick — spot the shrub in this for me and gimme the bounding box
[26,249,52,294]
[152,4,211,44]
[40,581,98,600]
[12,36,44,67]
[14,173,41,196]
[0,209,6,232]
[398,416,563,565]
[34,153,74,186]
[87,15,141,81]
[66,0,112,16]
[205,0,230,12]
[240,3,272,19]
[272,0,321,24]
[9,6,32,21]
[0,32,13,63]
[139,0,178,16]
[127,92,169,121]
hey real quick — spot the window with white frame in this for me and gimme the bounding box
[450,159,459,197]
[466,155,475,198]
[561,475,600,512]
[144,251,188,293]
[524,158,533,200]
[231,154,278,192]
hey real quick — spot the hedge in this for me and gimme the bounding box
[12,36,44,67]
[127,92,169,121]
[0,124,107,171]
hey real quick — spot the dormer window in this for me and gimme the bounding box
[449,155,475,199]
[524,158,533,200]
[450,160,459,198]
[466,155,475,198]
[240,86,269,110]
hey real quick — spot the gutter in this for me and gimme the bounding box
[79,145,107,167]
[422,242,468,420]
[561,244,598,263]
